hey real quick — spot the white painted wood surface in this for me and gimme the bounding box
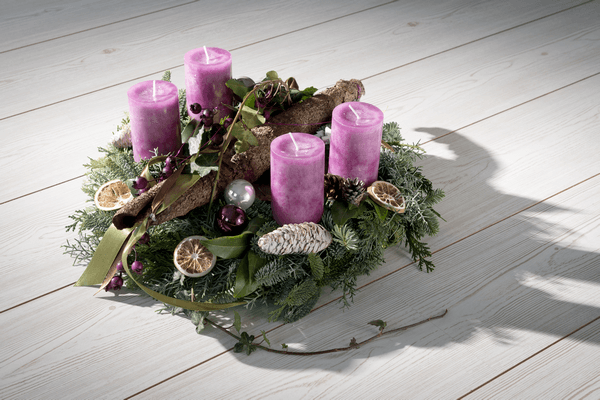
[1,0,599,398]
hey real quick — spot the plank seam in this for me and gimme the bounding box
[457,314,600,399]
[124,347,233,399]
[0,174,85,205]
[0,281,76,314]
[420,72,600,145]
[360,0,596,82]
[0,1,201,55]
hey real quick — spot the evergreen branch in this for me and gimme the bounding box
[206,309,448,356]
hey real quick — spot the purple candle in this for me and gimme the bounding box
[271,133,325,225]
[184,47,233,123]
[328,101,384,186]
[127,80,181,162]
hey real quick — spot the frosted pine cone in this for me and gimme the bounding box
[257,222,332,255]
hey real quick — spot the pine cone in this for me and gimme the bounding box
[343,177,367,207]
[112,124,132,148]
[257,222,332,255]
[324,173,345,201]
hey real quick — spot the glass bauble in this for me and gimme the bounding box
[224,179,256,210]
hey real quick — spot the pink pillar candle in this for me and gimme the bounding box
[127,80,181,162]
[328,101,384,186]
[184,47,233,123]
[271,133,325,225]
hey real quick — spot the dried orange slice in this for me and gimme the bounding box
[94,179,133,211]
[173,236,216,278]
[367,181,405,213]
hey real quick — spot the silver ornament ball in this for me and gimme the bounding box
[224,179,256,210]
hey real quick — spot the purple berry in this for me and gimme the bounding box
[132,260,144,275]
[116,260,124,271]
[108,275,123,291]
[211,133,223,146]
[133,176,148,190]
[223,117,233,129]
[190,103,202,114]
[138,232,150,245]
[165,156,175,168]
[162,165,173,176]
[137,188,147,195]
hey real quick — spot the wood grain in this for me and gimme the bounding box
[0,0,194,53]
[464,317,600,399]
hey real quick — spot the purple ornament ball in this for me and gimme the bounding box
[217,205,247,236]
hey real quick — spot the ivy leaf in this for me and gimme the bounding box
[265,71,279,81]
[233,310,241,333]
[190,152,219,177]
[181,119,198,144]
[308,253,324,280]
[234,332,257,355]
[240,105,266,129]
[233,250,267,298]
[226,78,250,100]
[281,343,288,350]
[331,201,368,226]
[368,319,387,333]
[260,330,271,347]
[230,122,259,154]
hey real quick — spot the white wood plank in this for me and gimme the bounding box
[0,0,393,119]
[1,0,597,203]
[0,0,193,52]
[0,285,281,399]
[465,318,600,399]
[135,147,600,400]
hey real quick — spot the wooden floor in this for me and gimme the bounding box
[1,0,599,398]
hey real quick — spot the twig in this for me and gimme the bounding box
[205,309,448,356]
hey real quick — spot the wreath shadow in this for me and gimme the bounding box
[222,127,600,369]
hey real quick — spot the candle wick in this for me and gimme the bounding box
[152,80,156,101]
[349,104,360,121]
[203,46,210,63]
[288,132,299,152]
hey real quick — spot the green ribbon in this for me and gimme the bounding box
[74,224,132,286]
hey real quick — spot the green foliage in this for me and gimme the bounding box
[234,332,257,355]
[65,110,444,328]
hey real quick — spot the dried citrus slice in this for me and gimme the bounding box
[367,181,405,213]
[94,179,133,211]
[173,236,216,278]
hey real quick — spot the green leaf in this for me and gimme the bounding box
[200,232,253,259]
[226,79,250,100]
[230,122,259,154]
[366,198,389,221]
[308,253,324,280]
[265,71,279,81]
[331,201,368,226]
[240,105,266,129]
[260,330,271,347]
[181,119,198,144]
[233,310,242,333]
[368,319,387,333]
[233,250,267,298]
[281,343,288,350]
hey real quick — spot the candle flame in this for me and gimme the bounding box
[203,46,210,63]
[349,104,360,121]
[288,132,299,152]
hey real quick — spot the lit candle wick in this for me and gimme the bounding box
[152,80,156,100]
[203,46,210,63]
[349,104,360,121]
[288,132,299,152]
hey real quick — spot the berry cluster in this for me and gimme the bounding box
[105,233,149,291]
